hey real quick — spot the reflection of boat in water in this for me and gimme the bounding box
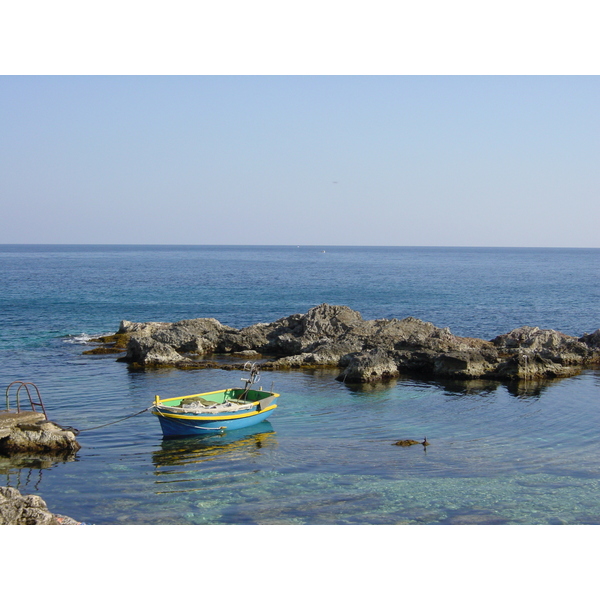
[151,364,279,437]
[152,421,276,469]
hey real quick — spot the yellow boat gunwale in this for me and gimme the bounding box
[152,387,279,421]
[151,403,278,421]
[155,388,280,406]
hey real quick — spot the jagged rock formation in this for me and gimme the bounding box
[118,318,237,366]
[0,486,80,525]
[94,304,600,383]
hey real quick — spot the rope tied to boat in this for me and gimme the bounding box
[76,406,152,433]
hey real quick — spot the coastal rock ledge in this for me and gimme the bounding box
[0,411,81,456]
[97,304,600,383]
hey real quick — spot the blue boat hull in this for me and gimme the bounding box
[153,406,276,437]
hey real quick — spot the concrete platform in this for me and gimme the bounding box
[0,410,46,430]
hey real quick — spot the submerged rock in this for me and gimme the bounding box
[393,438,430,447]
[94,304,600,384]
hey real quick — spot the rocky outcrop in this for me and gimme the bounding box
[118,318,237,366]
[490,326,597,379]
[95,304,600,383]
[580,330,600,348]
[0,486,80,525]
[0,411,81,456]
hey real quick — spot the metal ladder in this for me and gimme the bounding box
[4,381,48,420]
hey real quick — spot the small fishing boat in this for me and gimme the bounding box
[151,364,279,437]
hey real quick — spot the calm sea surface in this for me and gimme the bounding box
[1,245,599,525]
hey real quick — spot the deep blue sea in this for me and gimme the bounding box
[1,245,599,525]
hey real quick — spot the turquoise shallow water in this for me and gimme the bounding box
[1,245,599,524]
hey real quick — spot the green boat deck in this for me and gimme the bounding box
[156,388,278,408]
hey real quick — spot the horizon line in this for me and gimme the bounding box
[0,243,598,250]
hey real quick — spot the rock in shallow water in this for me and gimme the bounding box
[93,304,600,383]
[393,438,430,447]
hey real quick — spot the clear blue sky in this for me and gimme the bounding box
[1,75,598,247]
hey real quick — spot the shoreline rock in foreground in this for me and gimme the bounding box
[0,486,80,525]
[91,304,600,383]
